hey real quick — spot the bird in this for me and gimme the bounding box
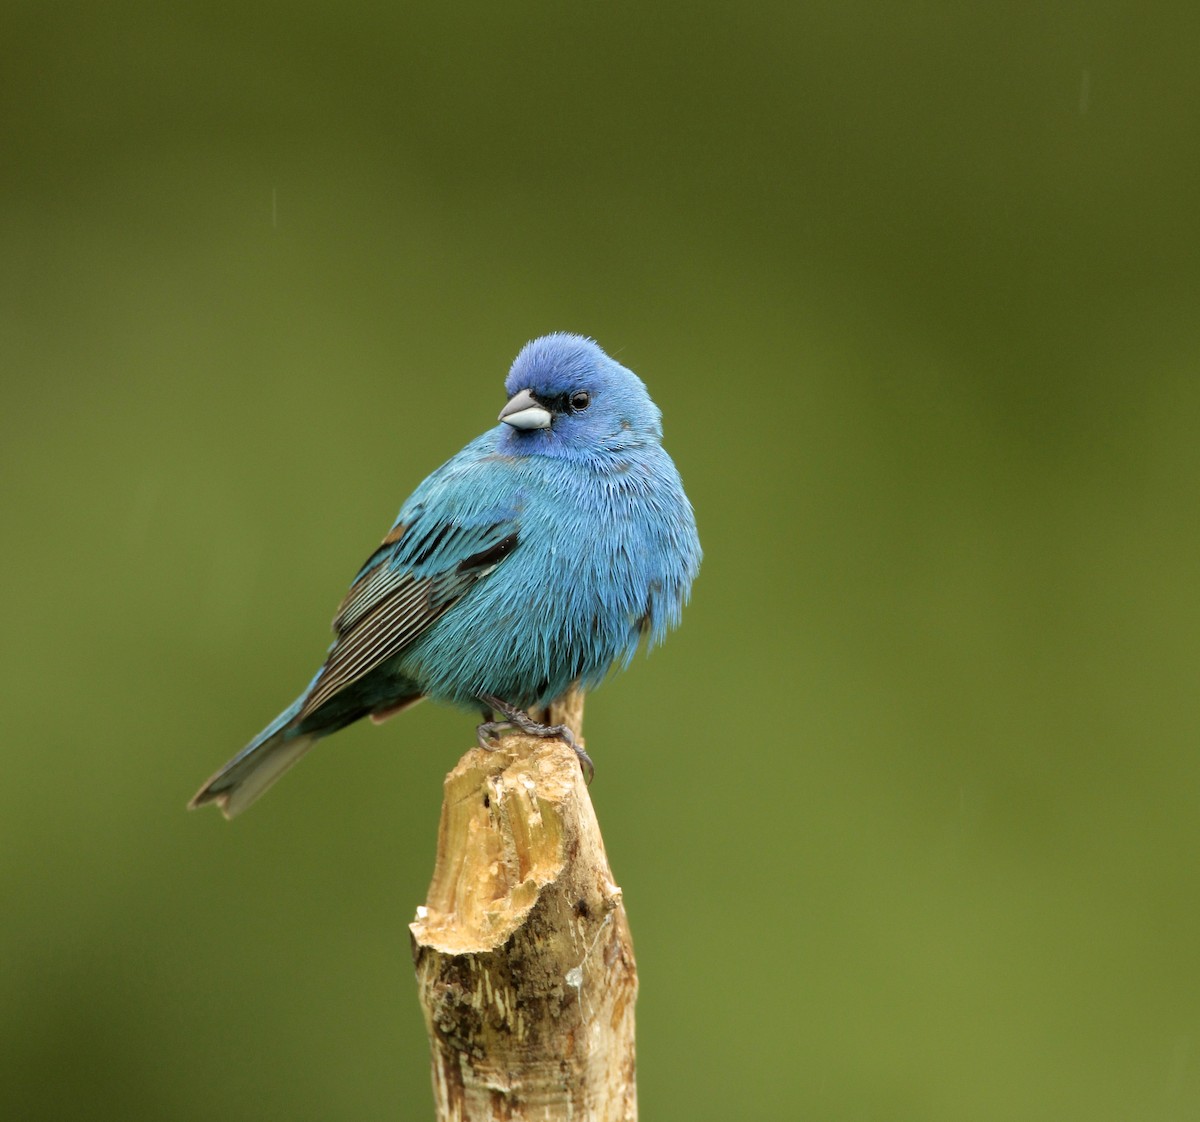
[189,333,702,818]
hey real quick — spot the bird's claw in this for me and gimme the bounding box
[476,694,595,784]
[476,720,512,751]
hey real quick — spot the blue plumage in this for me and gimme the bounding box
[190,334,701,817]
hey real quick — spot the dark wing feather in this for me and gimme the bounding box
[298,516,518,721]
[331,553,412,634]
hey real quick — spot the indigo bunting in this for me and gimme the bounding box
[190,333,701,817]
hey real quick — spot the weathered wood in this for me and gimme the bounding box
[410,706,637,1121]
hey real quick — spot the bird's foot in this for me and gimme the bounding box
[476,719,514,749]
[476,694,595,784]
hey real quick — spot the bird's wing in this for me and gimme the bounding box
[297,499,520,721]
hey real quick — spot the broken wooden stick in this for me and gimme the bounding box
[410,708,637,1121]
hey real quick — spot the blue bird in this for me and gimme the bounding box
[190,334,701,818]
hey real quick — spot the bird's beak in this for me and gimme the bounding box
[498,388,552,430]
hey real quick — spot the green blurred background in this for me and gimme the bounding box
[4,3,1199,1118]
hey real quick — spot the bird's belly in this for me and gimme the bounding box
[399,553,644,710]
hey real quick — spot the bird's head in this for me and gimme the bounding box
[498,334,663,458]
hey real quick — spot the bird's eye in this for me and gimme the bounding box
[568,391,591,412]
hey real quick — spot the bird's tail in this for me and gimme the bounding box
[189,699,316,819]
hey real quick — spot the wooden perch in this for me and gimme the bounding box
[410,704,637,1122]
